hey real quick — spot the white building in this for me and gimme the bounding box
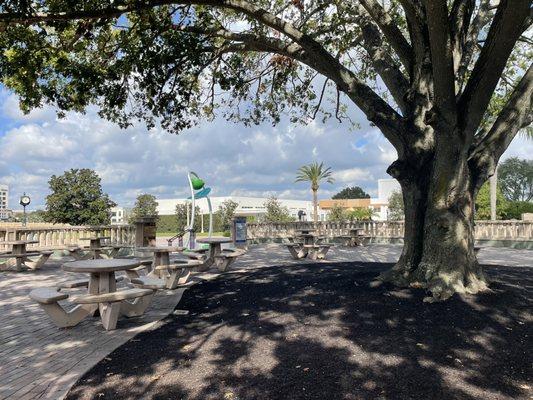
[110,207,127,225]
[0,184,10,220]
[157,196,328,221]
[370,178,401,220]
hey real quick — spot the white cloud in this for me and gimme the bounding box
[2,90,529,212]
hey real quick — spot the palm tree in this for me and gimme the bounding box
[295,162,335,222]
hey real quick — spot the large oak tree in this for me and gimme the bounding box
[0,0,531,300]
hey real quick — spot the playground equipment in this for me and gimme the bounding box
[167,172,213,249]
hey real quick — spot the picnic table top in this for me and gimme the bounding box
[63,258,140,273]
[197,237,232,244]
[1,240,39,245]
[79,236,112,241]
[136,246,184,253]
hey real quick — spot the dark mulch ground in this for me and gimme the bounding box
[67,262,532,400]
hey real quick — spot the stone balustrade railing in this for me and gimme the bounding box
[246,220,533,242]
[0,224,135,252]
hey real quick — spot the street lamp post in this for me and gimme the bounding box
[19,193,31,227]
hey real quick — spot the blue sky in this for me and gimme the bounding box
[0,87,531,212]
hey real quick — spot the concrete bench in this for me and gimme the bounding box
[29,288,91,328]
[0,250,53,271]
[337,235,370,247]
[285,243,307,260]
[303,244,334,260]
[184,249,208,261]
[99,244,134,259]
[71,288,153,330]
[153,260,203,288]
[214,248,246,272]
[58,276,125,289]
[131,276,167,290]
[124,258,154,280]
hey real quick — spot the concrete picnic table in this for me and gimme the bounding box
[78,236,112,259]
[196,237,232,269]
[0,240,49,271]
[294,233,318,245]
[60,258,153,330]
[63,258,138,293]
[294,228,316,235]
[339,228,366,246]
[136,246,184,276]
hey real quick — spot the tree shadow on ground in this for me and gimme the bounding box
[66,262,532,400]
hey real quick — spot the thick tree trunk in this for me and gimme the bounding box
[379,159,430,286]
[379,142,489,301]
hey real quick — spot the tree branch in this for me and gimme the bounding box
[0,0,409,152]
[449,0,475,74]
[457,0,498,87]
[424,0,457,126]
[359,0,415,73]
[358,8,410,114]
[469,64,533,176]
[458,0,531,137]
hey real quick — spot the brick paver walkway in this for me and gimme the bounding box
[1,243,531,399]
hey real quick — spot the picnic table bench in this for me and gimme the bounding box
[337,228,369,246]
[285,243,334,260]
[29,259,157,330]
[0,240,54,271]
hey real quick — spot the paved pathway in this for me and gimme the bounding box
[0,243,531,399]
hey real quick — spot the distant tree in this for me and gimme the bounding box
[27,210,47,223]
[295,162,334,222]
[475,181,508,220]
[498,158,533,202]
[348,208,375,221]
[328,204,348,222]
[261,197,294,223]
[130,194,159,222]
[387,191,404,221]
[332,186,370,199]
[45,169,115,225]
[216,199,239,232]
[175,203,201,233]
[505,201,533,220]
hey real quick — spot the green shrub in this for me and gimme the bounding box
[505,201,533,220]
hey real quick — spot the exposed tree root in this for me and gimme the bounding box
[375,260,490,302]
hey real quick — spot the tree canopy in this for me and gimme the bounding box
[498,157,533,202]
[45,168,116,225]
[332,186,370,199]
[387,190,404,221]
[1,1,529,155]
[130,193,159,221]
[216,199,239,232]
[261,197,294,223]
